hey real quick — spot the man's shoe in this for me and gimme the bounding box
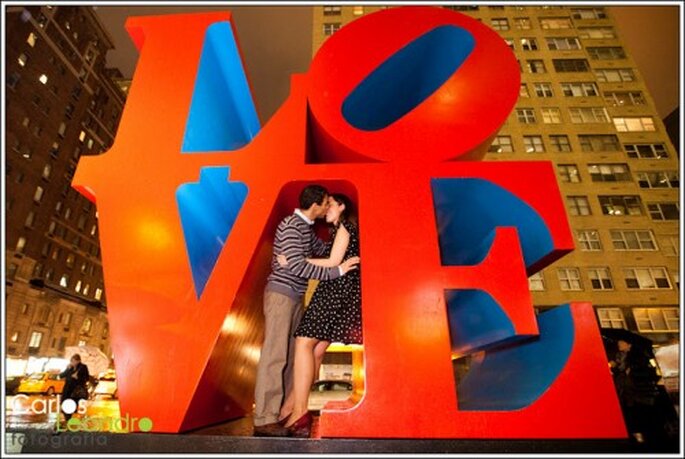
[253,422,290,437]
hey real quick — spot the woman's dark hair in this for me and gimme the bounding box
[299,185,329,210]
[331,193,355,222]
[71,354,82,362]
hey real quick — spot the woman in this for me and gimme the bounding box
[278,193,362,437]
[59,353,90,422]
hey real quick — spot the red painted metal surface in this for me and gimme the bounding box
[73,7,627,438]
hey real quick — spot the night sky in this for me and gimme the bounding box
[94,5,680,124]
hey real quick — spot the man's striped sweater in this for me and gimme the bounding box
[266,211,341,300]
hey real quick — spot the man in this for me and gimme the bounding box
[253,185,359,437]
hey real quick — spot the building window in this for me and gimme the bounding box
[519,83,530,98]
[504,39,515,50]
[587,46,626,60]
[577,230,601,251]
[547,37,582,50]
[491,18,510,31]
[11,331,20,343]
[549,135,571,152]
[323,5,342,15]
[540,17,573,30]
[558,164,580,183]
[571,8,607,20]
[541,107,562,124]
[561,82,598,97]
[33,186,44,204]
[25,211,35,228]
[579,134,620,152]
[38,74,48,85]
[604,91,646,107]
[33,262,44,277]
[520,37,538,50]
[597,308,627,329]
[42,163,52,180]
[588,267,613,290]
[567,196,591,216]
[8,263,19,279]
[526,59,546,73]
[553,58,590,73]
[528,272,545,291]
[633,307,679,332]
[16,236,27,253]
[516,108,536,124]
[624,267,671,290]
[489,136,513,153]
[83,284,90,296]
[647,202,679,221]
[18,52,29,67]
[613,117,656,132]
[636,171,679,189]
[569,107,610,123]
[66,254,75,268]
[660,236,679,257]
[95,288,103,301]
[75,280,82,293]
[625,221,666,246]
[578,26,616,39]
[514,17,531,29]
[524,135,545,152]
[558,268,582,291]
[59,273,69,288]
[624,143,668,159]
[82,318,93,334]
[353,6,364,15]
[587,163,631,182]
[27,32,37,47]
[63,312,72,326]
[323,23,341,35]
[598,195,642,216]
[594,68,635,82]
[29,332,43,350]
[533,82,553,98]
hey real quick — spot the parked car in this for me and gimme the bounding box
[16,372,65,396]
[5,375,24,395]
[94,369,117,399]
[308,380,353,411]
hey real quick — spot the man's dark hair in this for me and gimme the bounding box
[299,185,328,210]
[71,354,82,362]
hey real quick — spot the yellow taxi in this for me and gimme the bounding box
[16,372,65,396]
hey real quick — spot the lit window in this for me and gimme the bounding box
[595,68,635,82]
[588,267,613,290]
[11,332,20,342]
[547,37,581,50]
[636,171,679,189]
[519,83,530,98]
[83,284,90,296]
[25,211,36,228]
[523,135,545,152]
[541,107,562,124]
[29,331,43,349]
[578,27,616,39]
[488,136,513,153]
[633,308,679,332]
[39,74,48,84]
[79,130,86,142]
[42,163,52,180]
[540,17,573,30]
[491,18,510,31]
[59,274,69,288]
[323,5,342,15]
[33,186,44,203]
[558,268,582,291]
[353,6,364,15]
[596,308,626,329]
[624,268,671,290]
[95,288,103,300]
[604,91,645,106]
[27,32,37,47]
[82,318,92,333]
[75,280,82,293]
[528,272,545,291]
[18,53,28,67]
[598,195,642,216]
[514,17,531,30]
[613,117,656,132]
[520,37,538,51]
[576,230,601,251]
[587,164,631,182]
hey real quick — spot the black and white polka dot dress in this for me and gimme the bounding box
[295,220,362,344]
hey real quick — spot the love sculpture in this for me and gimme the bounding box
[73,7,626,438]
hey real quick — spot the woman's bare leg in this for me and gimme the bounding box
[313,340,330,381]
[284,337,318,427]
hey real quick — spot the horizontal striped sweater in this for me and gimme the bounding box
[266,212,341,299]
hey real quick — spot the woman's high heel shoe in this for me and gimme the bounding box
[287,412,313,438]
